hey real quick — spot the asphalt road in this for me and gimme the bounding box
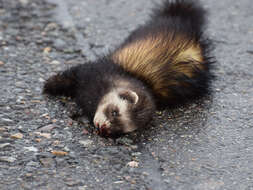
[0,0,253,189]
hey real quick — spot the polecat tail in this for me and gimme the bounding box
[152,0,206,35]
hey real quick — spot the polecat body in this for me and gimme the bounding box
[43,0,213,138]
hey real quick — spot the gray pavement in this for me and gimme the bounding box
[0,0,253,189]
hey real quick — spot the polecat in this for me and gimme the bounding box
[43,0,213,138]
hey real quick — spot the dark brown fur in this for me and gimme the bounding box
[43,0,213,137]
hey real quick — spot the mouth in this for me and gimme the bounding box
[94,123,123,138]
[94,120,111,137]
[97,124,111,137]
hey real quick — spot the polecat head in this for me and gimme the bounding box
[93,87,155,138]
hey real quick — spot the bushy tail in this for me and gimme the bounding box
[43,68,77,98]
[152,0,207,34]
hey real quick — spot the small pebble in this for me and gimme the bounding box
[37,124,56,132]
[35,138,42,142]
[116,137,134,145]
[44,22,58,31]
[124,176,131,181]
[26,161,39,167]
[127,161,139,168]
[0,156,16,163]
[51,150,68,156]
[78,186,87,190]
[34,132,51,139]
[11,133,23,139]
[130,145,138,150]
[0,143,11,149]
[50,60,60,65]
[64,146,70,152]
[52,140,60,146]
[131,152,142,156]
[39,78,45,82]
[0,127,7,132]
[24,146,38,152]
[30,100,41,103]
[114,181,124,184]
[43,47,51,54]
[19,0,29,6]
[65,179,82,187]
[2,118,14,125]
[79,140,93,147]
[25,173,33,177]
[0,61,4,66]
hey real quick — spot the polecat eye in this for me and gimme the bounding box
[111,110,119,117]
[119,93,134,103]
[121,96,127,100]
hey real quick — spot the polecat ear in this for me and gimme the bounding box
[119,90,139,104]
[129,91,139,104]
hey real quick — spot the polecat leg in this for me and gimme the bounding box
[43,68,77,98]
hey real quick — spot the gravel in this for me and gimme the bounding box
[0,0,253,189]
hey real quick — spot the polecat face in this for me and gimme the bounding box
[93,89,139,137]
